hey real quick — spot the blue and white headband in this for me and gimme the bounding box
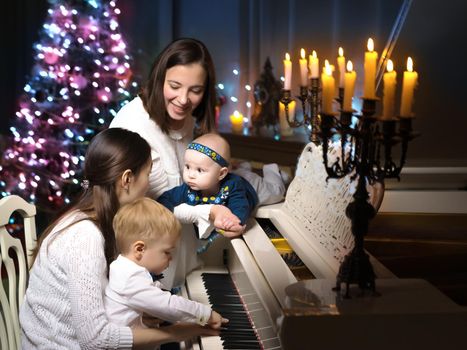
[187,142,229,167]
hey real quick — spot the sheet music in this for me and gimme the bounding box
[284,142,356,264]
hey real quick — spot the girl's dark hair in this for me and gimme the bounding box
[31,128,151,269]
[140,37,217,134]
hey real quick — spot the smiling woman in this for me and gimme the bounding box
[163,64,207,130]
[109,38,245,290]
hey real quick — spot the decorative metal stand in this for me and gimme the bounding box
[251,58,283,134]
[280,84,418,297]
[280,77,321,143]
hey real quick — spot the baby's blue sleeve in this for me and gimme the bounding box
[156,184,189,212]
[225,176,258,224]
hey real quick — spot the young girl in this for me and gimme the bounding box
[19,128,217,349]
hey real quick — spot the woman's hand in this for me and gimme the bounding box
[132,323,220,349]
[142,313,163,328]
[167,323,220,341]
[219,225,246,238]
[209,205,242,231]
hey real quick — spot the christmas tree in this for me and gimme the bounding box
[0,0,137,212]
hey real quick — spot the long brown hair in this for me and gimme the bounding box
[31,128,151,269]
[140,37,217,134]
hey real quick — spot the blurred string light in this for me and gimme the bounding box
[0,0,138,215]
[216,68,257,126]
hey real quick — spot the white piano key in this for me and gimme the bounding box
[199,335,224,350]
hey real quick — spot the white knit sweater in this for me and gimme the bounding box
[19,212,133,349]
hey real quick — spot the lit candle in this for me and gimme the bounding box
[337,47,346,88]
[299,48,308,87]
[363,38,378,98]
[308,50,319,79]
[229,110,244,134]
[283,53,292,90]
[278,100,296,136]
[322,60,335,74]
[321,61,335,114]
[400,57,418,117]
[382,59,397,120]
[343,60,356,111]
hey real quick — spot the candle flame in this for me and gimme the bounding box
[285,53,290,61]
[407,57,413,72]
[234,110,240,117]
[338,47,344,57]
[346,60,353,72]
[312,50,317,58]
[367,38,374,52]
[300,48,305,59]
[325,60,332,76]
[387,59,394,72]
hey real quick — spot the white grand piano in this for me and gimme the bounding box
[182,142,467,350]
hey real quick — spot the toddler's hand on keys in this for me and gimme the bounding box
[207,310,229,330]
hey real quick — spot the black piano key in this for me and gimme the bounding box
[221,326,255,331]
[201,273,262,349]
[221,332,257,339]
[221,328,257,334]
[212,307,247,313]
[209,295,242,301]
[222,339,261,343]
[222,342,262,349]
[222,320,251,326]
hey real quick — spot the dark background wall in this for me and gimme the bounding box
[2,0,466,167]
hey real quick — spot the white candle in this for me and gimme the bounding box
[283,53,292,90]
[229,110,244,134]
[299,48,308,87]
[400,57,418,117]
[363,38,378,98]
[382,59,397,120]
[279,100,296,136]
[308,50,319,79]
[321,61,335,114]
[343,60,356,111]
[337,47,346,88]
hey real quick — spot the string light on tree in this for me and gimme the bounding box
[0,0,137,212]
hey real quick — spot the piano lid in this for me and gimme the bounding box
[255,142,393,280]
[258,142,354,276]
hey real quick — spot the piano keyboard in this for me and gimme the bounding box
[202,273,262,349]
[185,268,282,350]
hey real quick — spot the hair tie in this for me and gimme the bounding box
[187,142,229,167]
[81,179,90,190]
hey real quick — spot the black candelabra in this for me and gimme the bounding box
[280,85,418,298]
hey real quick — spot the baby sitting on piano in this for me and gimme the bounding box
[157,133,271,253]
[104,197,228,330]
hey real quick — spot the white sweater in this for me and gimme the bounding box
[110,96,193,199]
[19,211,133,349]
[105,255,211,328]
